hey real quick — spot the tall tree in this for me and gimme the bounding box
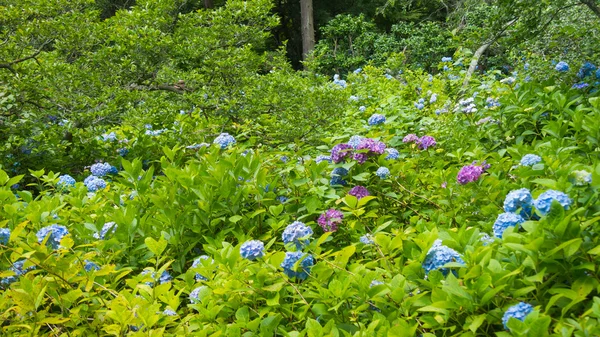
[300,0,315,62]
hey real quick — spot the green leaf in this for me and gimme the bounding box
[145,236,168,256]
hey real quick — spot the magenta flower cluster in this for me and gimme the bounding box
[348,186,370,199]
[403,134,436,150]
[318,209,344,232]
[331,138,386,164]
[457,161,490,185]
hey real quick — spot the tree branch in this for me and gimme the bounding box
[0,39,53,74]
[581,0,600,19]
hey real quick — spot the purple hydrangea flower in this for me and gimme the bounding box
[417,136,436,150]
[348,186,369,200]
[331,143,353,163]
[457,161,489,185]
[240,240,265,260]
[353,138,386,164]
[317,209,344,232]
[403,134,419,143]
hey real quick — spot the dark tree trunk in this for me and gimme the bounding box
[581,0,600,19]
[204,0,213,9]
[300,0,315,64]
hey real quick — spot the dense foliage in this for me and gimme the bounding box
[2,0,600,336]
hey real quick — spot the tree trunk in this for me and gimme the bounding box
[300,0,315,63]
[581,0,600,19]
[204,0,213,9]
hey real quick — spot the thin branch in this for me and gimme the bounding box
[0,39,53,74]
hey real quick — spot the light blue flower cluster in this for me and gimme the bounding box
[414,98,425,110]
[385,148,399,160]
[240,240,265,260]
[145,129,166,136]
[349,95,359,102]
[36,224,69,249]
[189,285,207,304]
[502,302,533,330]
[457,97,477,113]
[503,188,534,219]
[186,143,209,150]
[359,106,366,112]
[330,167,348,186]
[486,97,501,108]
[163,309,177,316]
[348,135,363,148]
[376,167,390,179]
[57,174,76,189]
[280,156,289,163]
[333,74,347,88]
[84,260,100,272]
[368,114,385,125]
[0,259,35,286]
[555,61,569,72]
[534,190,572,216]
[277,196,288,203]
[570,170,592,186]
[315,155,331,164]
[0,228,10,245]
[102,132,117,142]
[84,176,107,192]
[191,255,212,281]
[430,93,438,104]
[282,221,313,249]
[213,133,236,149]
[480,233,494,246]
[520,154,541,166]
[141,269,172,286]
[422,240,464,276]
[359,234,374,245]
[93,222,117,240]
[493,212,525,238]
[90,163,115,177]
[281,251,314,280]
[117,148,129,156]
[442,57,452,62]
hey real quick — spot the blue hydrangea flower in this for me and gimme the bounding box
[415,103,425,110]
[159,271,172,284]
[368,114,386,126]
[503,188,534,219]
[84,176,107,192]
[163,309,177,316]
[502,302,533,330]
[493,213,525,238]
[534,190,572,216]
[359,106,366,112]
[240,240,265,260]
[570,170,592,186]
[1,259,35,286]
[572,82,589,89]
[385,148,399,160]
[520,154,541,166]
[577,62,597,78]
[354,68,362,74]
[57,175,76,189]
[186,143,210,150]
[376,167,390,179]
[443,65,449,71]
[480,233,494,246]
[348,135,363,149]
[422,240,464,275]
[90,163,113,177]
[189,286,207,304]
[333,74,347,88]
[117,148,129,156]
[281,251,314,280]
[191,255,212,281]
[430,93,438,104]
[93,222,117,240]
[315,155,331,164]
[349,95,359,102]
[442,57,452,62]
[213,133,236,149]
[145,129,166,136]
[141,269,172,286]
[102,132,117,142]
[277,196,288,203]
[84,260,100,272]
[330,167,348,186]
[359,234,374,245]
[282,221,313,249]
[555,61,569,72]
[596,69,600,79]
[280,156,289,163]
[36,224,69,249]
[0,228,10,245]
